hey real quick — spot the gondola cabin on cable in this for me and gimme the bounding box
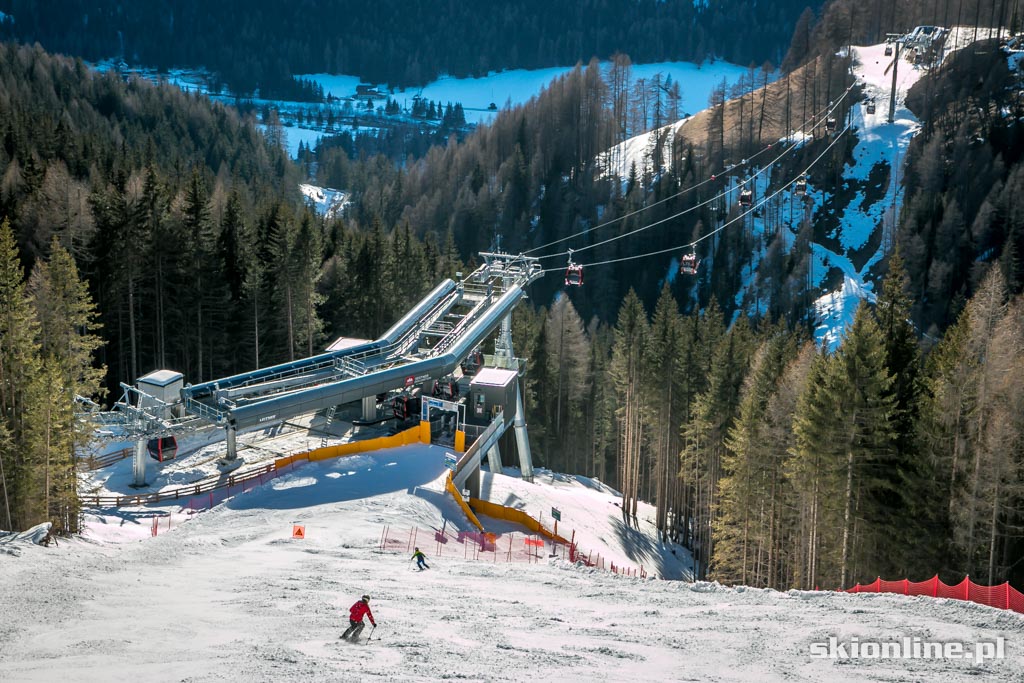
[884,43,893,56]
[432,379,460,400]
[147,436,178,462]
[460,349,485,376]
[392,390,422,421]
[825,116,837,133]
[679,252,700,276]
[738,188,753,207]
[794,176,807,196]
[866,100,876,115]
[564,250,584,286]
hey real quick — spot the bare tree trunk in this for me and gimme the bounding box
[196,300,204,384]
[253,288,260,369]
[156,257,166,368]
[988,480,1000,585]
[841,447,854,588]
[127,272,137,382]
[0,450,11,531]
[286,282,295,361]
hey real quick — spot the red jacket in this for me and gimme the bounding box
[349,600,375,625]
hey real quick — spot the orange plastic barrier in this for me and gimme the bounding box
[444,473,484,531]
[467,498,571,545]
[275,425,425,470]
[845,575,1024,614]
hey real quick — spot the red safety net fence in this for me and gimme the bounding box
[844,575,1024,614]
[378,525,650,578]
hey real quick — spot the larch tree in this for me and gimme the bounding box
[0,217,41,531]
[27,238,105,533]
[586,319,617,483]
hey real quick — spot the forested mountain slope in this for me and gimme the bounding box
[0,0,824,94]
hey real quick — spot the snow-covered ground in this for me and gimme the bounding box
[806,40,924,348]
[599,116,694,180]
[299,183,350,219]
[303,61,750,127]
[2,432,1022,681]
[93,58,749,161]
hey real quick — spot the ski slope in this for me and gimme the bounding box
[2,440,1022,681]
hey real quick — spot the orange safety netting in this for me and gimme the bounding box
[844,575,1024,614]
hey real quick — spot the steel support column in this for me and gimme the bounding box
[225,425,237,460]
[513,382,534,482]
[486,443,502,474]
[131,439,147,487]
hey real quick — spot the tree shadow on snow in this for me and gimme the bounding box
[225,448,446,511]
[608,515,692,580]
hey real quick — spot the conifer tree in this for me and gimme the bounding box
[762,341,815,588]
[27,238,105,533]
[792,305,896,588]
[927,268,1024,582]
[682,315,753,578]
[610,289,648,525]
[713,329,795,585]
[643,286,684,540]
[586,319,617,483]
[0,218,41,530]
[544,294,591,473]
[789,347,835,589]
[873,250,933,576]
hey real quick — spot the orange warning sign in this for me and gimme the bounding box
[292,525,305,539]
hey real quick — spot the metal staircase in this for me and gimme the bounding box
[320,404,338,448]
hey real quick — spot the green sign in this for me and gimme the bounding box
[551,507,561,521]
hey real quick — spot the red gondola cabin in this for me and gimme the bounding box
[147,436,178,462]
[565,263,584,286]
[679,253,700,276]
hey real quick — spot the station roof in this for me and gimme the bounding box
[325,336,372,352]
[137,369,184,387]
[470,367,518,387]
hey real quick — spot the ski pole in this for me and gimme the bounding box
[366,625,376,643]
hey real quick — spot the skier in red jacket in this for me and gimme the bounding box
[342,595,376,640]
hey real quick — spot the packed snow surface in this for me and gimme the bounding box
[2,438,1022,681]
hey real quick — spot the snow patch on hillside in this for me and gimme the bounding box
[600,117,692,180]
[805,42,925,348]
[300,183,349,219]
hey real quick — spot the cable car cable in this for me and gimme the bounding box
[543,122,851,273]
[533,90,853,263]
[525,85,854,259]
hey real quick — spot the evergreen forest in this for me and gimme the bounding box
[0,0,1023,594]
